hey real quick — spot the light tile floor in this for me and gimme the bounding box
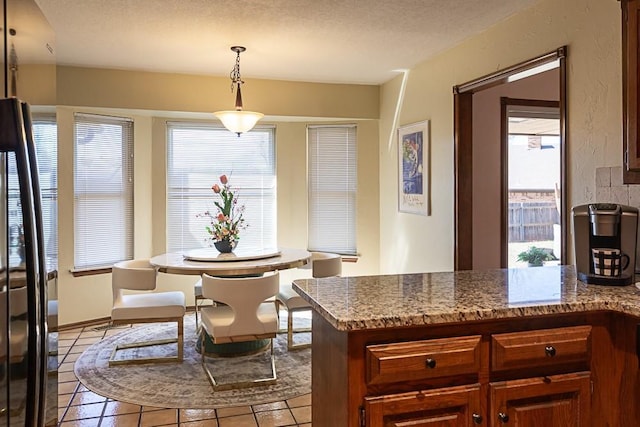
[56,319,312,427]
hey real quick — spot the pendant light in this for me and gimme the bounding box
[214,46,264,136]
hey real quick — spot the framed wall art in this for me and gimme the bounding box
[398,120,430,215]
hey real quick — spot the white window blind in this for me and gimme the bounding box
[74,113,133,270]
[166,123,276,252]
[32,115,58,262]
[308,125,357,254]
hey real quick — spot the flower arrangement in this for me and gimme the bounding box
[198,174,247,248]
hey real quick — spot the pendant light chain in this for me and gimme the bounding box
[213,45,263,136]
[230,50,244,93]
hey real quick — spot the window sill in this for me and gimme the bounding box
[70,267,112,277]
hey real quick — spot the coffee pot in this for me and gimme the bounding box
[572,203,638,285]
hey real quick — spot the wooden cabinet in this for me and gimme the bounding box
[311,313,638,427]
[622,0,640,182]
[361,328,591,427]
[491,326,591,372]
[364,384,482,427]
[366,336,481,385]
[364,337,482,426]
[489,372,591,427]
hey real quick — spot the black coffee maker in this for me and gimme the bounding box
[572,203,638,285]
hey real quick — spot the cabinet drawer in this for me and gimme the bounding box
[364,383,482,427]
[491,325,591,372]
[366,335,481,385]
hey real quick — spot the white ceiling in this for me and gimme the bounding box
[35,0,539,85]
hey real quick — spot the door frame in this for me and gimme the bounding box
[500,98,562,268]
[452,47,567,270]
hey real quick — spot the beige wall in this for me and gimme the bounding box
[56,69,380,325]
[56,0,626,324]
[17,64,57,106]
[57,66,379,120]
[472,68,560,269]
[379,0,622,273]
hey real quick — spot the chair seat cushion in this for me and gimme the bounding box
[201,302,278,339]
[194,279,203,298]
[48,299,58,330]
[111,291,186,321]
[277,284,311,310]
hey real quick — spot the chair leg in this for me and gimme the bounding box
[109,317,184,366]
[201,337,277,391]
[177,317,184,362]
[276,301,288,334]
[194,300,199,331]
[287,308,311,351]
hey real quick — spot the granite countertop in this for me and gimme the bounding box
[292,265,640,331]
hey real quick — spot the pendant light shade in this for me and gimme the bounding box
[214,46,263,136]
[214,110,264,135]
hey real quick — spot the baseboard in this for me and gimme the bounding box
[57,306,199,331]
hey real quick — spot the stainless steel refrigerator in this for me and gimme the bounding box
[0,0,56,425]
[0,98,49,426]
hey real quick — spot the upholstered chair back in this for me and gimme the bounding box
[311,252,342,278]
[111,259,157,303]
[201,271,279,337]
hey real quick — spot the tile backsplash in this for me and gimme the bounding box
[594,166,640,207]
[594,166,640,272]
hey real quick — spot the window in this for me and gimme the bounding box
[74,114,133,270]
[6,115,58,268]
[32,115,58,263]
[166,123,276,252]
[307,125,357,254]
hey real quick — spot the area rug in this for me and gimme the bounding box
[74,314,311,409]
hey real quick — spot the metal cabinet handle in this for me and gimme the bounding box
[498,412,509,423]
[545,345,556,357]
[425,358,436,369]
[472,413,483,424]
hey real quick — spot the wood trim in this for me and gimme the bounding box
[559,55,568,264]
[57,307,200,331]
[454,48,565,94]
[622,0,640,182]
[453,47,567,270]
[70,267,112,277]
[500,99,508,268]
[454,92,473,270]
[57,316,112,331]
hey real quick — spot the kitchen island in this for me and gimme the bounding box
[293,266,640,426]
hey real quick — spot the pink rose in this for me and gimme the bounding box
[212,184,220,193]
[217,213,225,222]
[220,175,228,185]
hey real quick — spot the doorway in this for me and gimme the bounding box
[453,47,567,270]
[501,99,561,268]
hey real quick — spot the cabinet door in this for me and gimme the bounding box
[364,384,483,427]
[622,0,640,180]
[489,372,590,427]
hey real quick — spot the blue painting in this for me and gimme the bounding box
[398,120,429,215]
[401,131,423,194]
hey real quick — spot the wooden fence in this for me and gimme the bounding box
[508,200,559,242]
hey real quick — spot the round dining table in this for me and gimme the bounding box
[150,247,311,356]
[149,247,311,277]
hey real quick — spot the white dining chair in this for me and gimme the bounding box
[199,271,279,390]
[276,252,342,350]
[109,259,186,366]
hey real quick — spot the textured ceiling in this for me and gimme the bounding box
[35,0,539,85]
